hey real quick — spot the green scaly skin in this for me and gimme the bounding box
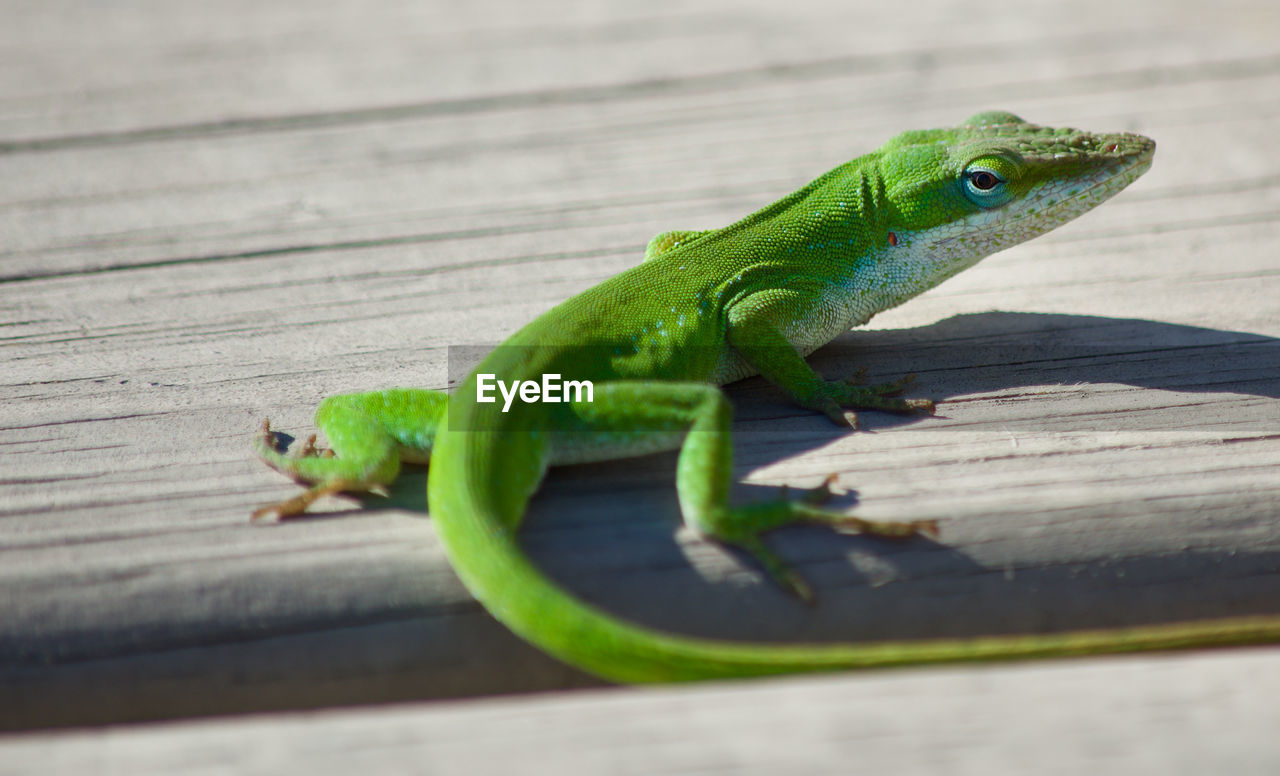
[254,112,1280,682]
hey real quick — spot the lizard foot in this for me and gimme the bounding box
[251,419,388,520]
[702,486,939,603]
[811,376,936,428]
[251,479,360,522]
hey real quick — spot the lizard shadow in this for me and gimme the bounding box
[376,311,1280,643]
[521,311,1280,642]
[733,309,1280,430]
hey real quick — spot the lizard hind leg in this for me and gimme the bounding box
[694,479,938,604]
[251,388,448,520]
[572,382,936,603]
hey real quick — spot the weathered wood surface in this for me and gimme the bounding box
[6,649,1280,776]
[1,0,1278,759]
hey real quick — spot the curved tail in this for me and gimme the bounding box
[427,434,1280,683]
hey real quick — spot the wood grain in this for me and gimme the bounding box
[6,649,1280,775]
[1,0,1278,766]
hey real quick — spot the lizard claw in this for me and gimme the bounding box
[914,519,941,539]
[818,398,859,429]
[903,397,936,415]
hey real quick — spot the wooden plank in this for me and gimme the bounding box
[4,649,1280,775]
[1,0,1279,744]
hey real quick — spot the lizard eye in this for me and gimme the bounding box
[962,165,1011,207]
[968,170,1001,190]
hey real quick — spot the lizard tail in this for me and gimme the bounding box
[427,433,1280,682]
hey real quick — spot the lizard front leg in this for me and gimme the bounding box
[726,292,934,428]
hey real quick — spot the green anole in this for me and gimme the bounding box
[254,112,1280,682]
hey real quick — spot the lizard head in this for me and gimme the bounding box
[873,111,1154,285]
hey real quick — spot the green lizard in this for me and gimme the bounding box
[254,111,1280,682]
